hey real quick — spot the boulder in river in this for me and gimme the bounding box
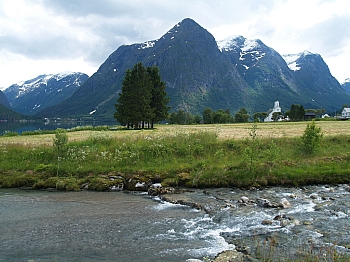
[256,198,275,208]
[278,198,292,208]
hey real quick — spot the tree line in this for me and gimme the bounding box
[167,104,327,125]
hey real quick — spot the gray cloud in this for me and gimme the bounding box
[299,14,350,56]
[0,0,349,87]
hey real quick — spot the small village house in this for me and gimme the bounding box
[341,108,350,119]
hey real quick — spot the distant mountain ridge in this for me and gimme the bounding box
[342,79,350,95]
[0,90,10,108]
[4,72,88,115]
[31,18,350,119]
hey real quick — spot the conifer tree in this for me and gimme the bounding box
[147,66,170,128]
[115,63,169,129]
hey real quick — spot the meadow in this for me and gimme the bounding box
[1,120,350,190]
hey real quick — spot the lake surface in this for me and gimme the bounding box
[0,121,115,135]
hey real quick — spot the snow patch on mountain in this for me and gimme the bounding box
[218,36,267,70]
[342,78,350,85]
[138,40,157,50]
[217,35,242,51]
[283,51,314,71]
[7,72,84,98]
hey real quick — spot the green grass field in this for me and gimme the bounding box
[1,120,350,190]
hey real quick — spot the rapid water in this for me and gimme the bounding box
[1,185,349,261]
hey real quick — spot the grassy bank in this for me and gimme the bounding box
[1,121,350,190]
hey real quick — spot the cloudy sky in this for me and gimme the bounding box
[1,0,349,89]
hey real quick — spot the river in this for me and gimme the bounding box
[0,185,349,261]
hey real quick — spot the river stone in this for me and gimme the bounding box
[240,196,249,203]
[280,219,290,227]
[256,198,274,208]
[278,198,292,208]
[135,182,147,191]
[262,219,273,225]
[212,250,244,262]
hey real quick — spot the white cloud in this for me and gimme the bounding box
[0,0,349,88]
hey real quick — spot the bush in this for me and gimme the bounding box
[2,130,19,137]
[300,120,323,154]
[53,128,68,152]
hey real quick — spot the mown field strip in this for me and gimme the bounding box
[1,121,349,147]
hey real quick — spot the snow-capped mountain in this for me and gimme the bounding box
[37,19,350,119]
[282,51,347,108]
[4,72,88,115]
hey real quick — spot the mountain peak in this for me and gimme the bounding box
[283,51,320,71]
[217,36,266,52]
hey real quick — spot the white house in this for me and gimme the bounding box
[341,108,350,118]
[264,101,282,122]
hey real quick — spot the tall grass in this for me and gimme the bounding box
[1,123,350,190]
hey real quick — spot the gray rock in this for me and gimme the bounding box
[278,198,292,208]
[262,219,273,225]
[256,198,274,208]
[240,196,249,203]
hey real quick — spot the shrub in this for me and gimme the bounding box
[53,128,68,153]
[2,130,19,137]
[300,120,323,154]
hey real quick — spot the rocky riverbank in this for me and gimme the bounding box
[154,184,350,261]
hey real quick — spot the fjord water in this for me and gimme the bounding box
[0,121,114,135]
[0,189,229,262]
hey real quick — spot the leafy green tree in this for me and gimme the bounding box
[234,107,249,123]
[176,110,187,124]
[168,112,178,124]
[213,109,232,123]
[167,110,195,124]
[203,107,213,124]
[193,114,202,124]
[253,112,268,122]
[53,128,68,176]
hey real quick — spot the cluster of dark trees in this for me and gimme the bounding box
[114,63,170,129]
[285,104,305,121]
